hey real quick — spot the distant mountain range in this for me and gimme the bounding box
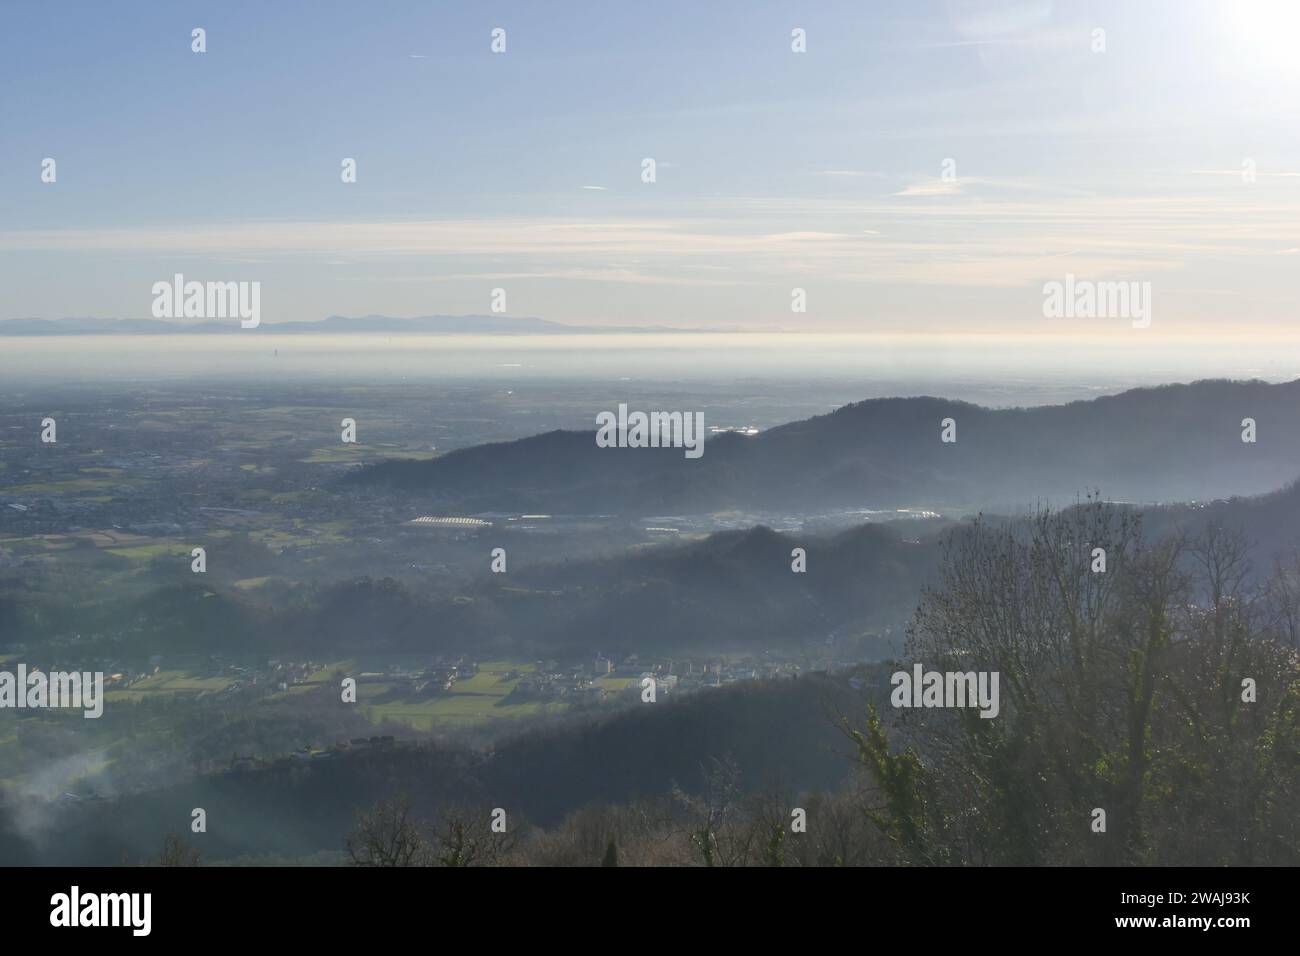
[0,314,706,335]
[350,378,1300,514]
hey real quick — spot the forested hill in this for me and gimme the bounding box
[350,379,1300,513]
[0,670,869,865]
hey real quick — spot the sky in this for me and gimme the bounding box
[0,0,1297,333]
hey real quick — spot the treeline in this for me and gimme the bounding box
[0,671,865,865]
[855,498,1299,866]
[338,499,1299,867]
[351,379,1300,513]
[340,769,886,868]
[4,522,938,659]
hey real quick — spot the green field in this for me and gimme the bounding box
[105,541,190,561]
[594,676,637,691]
[6,476,148,495]
[103,669,235,702]
[92,658,564,730]
[358,660,561,730]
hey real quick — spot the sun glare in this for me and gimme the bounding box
[1222,0,1300,79]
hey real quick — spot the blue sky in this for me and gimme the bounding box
[0,0,1297,331]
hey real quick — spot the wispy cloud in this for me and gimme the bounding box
[894,180,963,198]
[1193,170,1300,178]
[813,170,885,179]
[4,189,1297,310]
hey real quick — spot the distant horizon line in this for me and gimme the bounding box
[7,314,1300,342]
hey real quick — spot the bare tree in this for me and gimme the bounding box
[430,806,516,867]
[674,755,764,866]
[345,796,430,867]
[847,499,1198,865]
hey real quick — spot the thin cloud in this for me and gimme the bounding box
[4,191,1297,295]
[894,180,962,197]
[814,170,885,178]
[1192,169,1300,178]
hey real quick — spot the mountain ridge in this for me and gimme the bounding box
[349,377,1300,514]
